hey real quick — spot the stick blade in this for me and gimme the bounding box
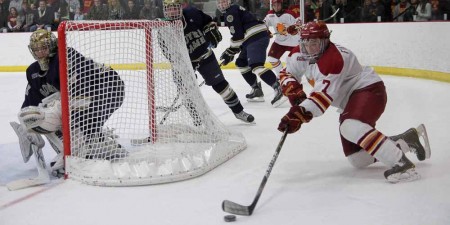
[222,200,253,216]
[6,177,50,191]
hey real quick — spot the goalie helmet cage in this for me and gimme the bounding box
[57,20,246,186]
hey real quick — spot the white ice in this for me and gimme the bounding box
[1,71,449,225]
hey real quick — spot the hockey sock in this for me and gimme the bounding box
[251,63,277,87]
[238,66,257,87]
[212,80,243,114]
[341,119,402,167]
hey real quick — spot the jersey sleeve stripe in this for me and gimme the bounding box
[309,92,332,113]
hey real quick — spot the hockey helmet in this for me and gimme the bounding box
[163,0,183,20]
[28,29,58,71]
[299,21,331,61]
[217,0,232,13]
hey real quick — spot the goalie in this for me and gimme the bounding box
[10,29,126,185]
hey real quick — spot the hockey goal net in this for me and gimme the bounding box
[57,20,246,186]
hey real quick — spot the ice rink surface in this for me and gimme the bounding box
[1,71,449,225]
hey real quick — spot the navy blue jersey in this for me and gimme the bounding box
[22,48,124,135]
[23,54,61,108]
[182,6,213,62]
[222,4,268,48]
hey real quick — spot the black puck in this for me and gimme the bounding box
[224,214,236,222]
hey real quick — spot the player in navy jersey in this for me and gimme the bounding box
[162,0,254,123]
[11,29,127,178]
[217,0,287,107]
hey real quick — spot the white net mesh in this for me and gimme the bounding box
[58,20,246,186]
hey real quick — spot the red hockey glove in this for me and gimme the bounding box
[286,25,298,35]
[278,106,313,133]
[281,81,306,106]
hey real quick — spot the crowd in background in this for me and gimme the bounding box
[0,0,449,32]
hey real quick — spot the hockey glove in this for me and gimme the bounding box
[278,106,313,133]
[203,22,222,48]
[220,47,240,66]
[286,25,299,35]
[281,81,306,106]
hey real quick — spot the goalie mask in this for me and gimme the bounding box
[299,21,330,62]
[28,29,57,71]
[217,0,232,13]
[163,0,183,20]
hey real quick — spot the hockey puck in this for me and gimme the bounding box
[224,215,236,222]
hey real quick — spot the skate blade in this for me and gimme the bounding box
[416,124,431,160]
[247,97,265,102]
[386,168,420,184]
[271,96,288,108]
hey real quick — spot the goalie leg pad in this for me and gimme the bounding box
[10,121,45,163]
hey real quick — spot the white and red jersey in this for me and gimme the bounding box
[283,43,382,117]
[264,9,299,47]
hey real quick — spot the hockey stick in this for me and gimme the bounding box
[7,144,51,191]
[222,129,289,216]
[323,8,340,22]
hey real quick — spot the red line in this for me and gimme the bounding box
[0,180,63,211]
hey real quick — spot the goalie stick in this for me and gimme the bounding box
[222,129,289,216]
[7,143,51,191]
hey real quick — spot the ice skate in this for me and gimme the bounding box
[246,81,265,102]
[50,153,64,177]
[84,132,128,161]
[384,153,420,183]
[390,124,431,161]
[270,82,288,108]
[234,110,255,123]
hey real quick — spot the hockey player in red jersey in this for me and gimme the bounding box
[277,21,431,183]
[263,0,299,76]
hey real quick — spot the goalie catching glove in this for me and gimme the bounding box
[220,47,240,66]
[18,93,62,134]
[278,106,313,133]
[203,22,222,48]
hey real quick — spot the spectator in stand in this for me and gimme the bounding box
[393,0,411,21]
[73,7,83,19]
[430,0,440,20]
[335,0,360,22]
[254,0,270,20]
[0,0,9,32]
[57,0,70,22]
[19,1,36,31]
[8,0,22,13]
[63,0,80,18]
[415,0,431,21]
[30,0,55,31]
[108,0,125,19]
[319,0,335,22]
[139,0,161,19]
[7,6,21,31]
[304,0,318,22]
[123,0,139,19]
[362,0,385,22]
[82,0,93,15]
[86,0,108,20]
